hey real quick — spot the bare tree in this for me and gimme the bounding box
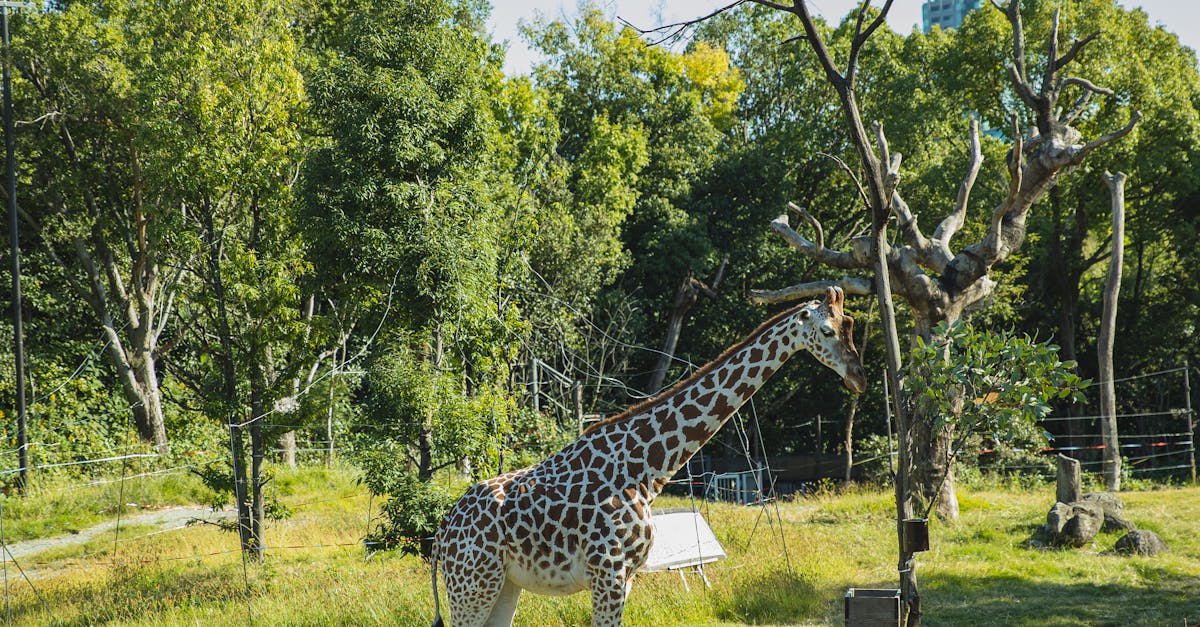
[1097,171,1127,491]
[737,0,1138,521]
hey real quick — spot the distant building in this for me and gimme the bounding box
[922,0,982,32]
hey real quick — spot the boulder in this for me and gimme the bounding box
[1082,492,1136,532]
[1054,501,1103,548]
[1046,502,1073,535]
[1113,530,1169,556]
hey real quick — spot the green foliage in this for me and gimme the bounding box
[191,461,291,527]
[904,321,1089,470]
[357,458,455,558]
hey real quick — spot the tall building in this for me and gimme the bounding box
[922,0,982,32]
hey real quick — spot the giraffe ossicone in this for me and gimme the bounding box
[431,286,866,627]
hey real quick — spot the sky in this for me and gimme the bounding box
[487,0,1200,76]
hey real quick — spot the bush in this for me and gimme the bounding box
[357,447,455,559]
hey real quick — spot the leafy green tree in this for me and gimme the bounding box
[299,0,518,496]
[15,0,197,453]
[524,6,744,401]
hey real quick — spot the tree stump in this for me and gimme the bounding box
[1056,454,1081,504]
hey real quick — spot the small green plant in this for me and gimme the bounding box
[360,468,455,559]
[903,321,1088,488]
[190,461,291,532]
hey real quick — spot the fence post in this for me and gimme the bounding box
[1185,361,1195,483]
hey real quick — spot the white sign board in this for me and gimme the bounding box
[642,509,726,572]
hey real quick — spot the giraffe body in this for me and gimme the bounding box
[432,287,866,627]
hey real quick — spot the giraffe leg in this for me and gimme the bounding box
[482,578,522,627]
[587,567,629,627]
[443,552,507,627]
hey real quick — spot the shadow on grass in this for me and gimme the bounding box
[923,571,1200,627]
[714,568,824,624]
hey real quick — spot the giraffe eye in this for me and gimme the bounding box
[821,326,835,337]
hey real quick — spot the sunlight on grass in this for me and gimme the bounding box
[2,467,1199,625]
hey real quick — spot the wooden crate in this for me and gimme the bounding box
[844,588,900,626]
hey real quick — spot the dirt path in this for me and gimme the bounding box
[2,506,233,573]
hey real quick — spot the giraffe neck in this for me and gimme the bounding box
[594,316,805,501]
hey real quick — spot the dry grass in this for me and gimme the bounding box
[1,467,1198,625]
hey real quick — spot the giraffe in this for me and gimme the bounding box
[430,286,867,627]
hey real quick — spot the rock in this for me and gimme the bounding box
[1055,502,1103,548]
[1046,502,1073,535]
[1082,492,1136,532]
[1113,530,1169,556]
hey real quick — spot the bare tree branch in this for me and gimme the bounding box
[817,151,870,207]
[767,213,871,269]
[618,0,747,47]
[1059,76,1114,97]
[749,277,874,305]
[847,0,896,85]
[1074,110,1142,162]
[1054,30,1101,72]
[1040,9,1061,96]
[787,202,824,250]
[934,119,983,248]
[979,114,1025,263]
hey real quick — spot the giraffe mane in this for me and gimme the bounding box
[581,298,820,436]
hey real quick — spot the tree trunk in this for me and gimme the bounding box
[647,257,727,393]
[844,394,859,482]
[1098,172,1126,491]
[277,431,296,467]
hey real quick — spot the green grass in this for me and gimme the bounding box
[2,467,1199,625]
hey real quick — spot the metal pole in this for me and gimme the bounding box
[572,380,583,434]
[529,357,540,414]
[1185,360,1195,483]
[3,6,27,493]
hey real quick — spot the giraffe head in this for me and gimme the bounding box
[793,286,867,393]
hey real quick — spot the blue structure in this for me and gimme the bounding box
[922,0,982,32]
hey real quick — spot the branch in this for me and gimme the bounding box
[618,0,747,46]
[993,0,1027,86]
[980,114,1024,262]
[749,277,874,305]
[1061,90,1093,126]
[1040,9,1061,97]
[1059,76,1114,98]
[873,121,936,262]
[759,0,846,86]
[934,119,983,247]
[787,202,823,250]
[1073,110,1142,163]
[846,0,896,85]
[1054,30,1100,72]
[817,151,869,208]
[768,213,870,269]
[873,121,902,199]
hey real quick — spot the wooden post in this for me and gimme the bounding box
[816,414,823,455]
[1056,454,1081,504]
[1098,171,1126,491]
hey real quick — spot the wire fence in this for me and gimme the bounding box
[975,365,1197,481]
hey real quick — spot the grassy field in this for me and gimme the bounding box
[1,466,1198,626]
